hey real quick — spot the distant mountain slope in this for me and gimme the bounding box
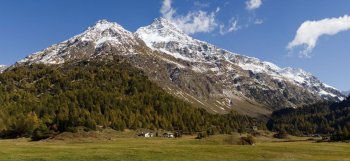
[342,90,350,96]
[13,18,345,117]
[267,96,350,138]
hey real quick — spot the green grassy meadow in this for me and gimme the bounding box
[0,133,349,161]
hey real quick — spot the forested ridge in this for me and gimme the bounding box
[0,60,264,140]
[267,96,350,140]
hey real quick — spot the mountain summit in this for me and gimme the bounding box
[14,18,345,117]
[18,20,139,65]
[136,18,194,48]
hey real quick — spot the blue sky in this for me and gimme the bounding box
[0,0,349,90]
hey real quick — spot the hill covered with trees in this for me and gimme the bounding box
[267,96,350,140]
[0,60,264,140]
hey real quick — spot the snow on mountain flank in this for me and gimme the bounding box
[80,19,137,48]
[135,18,345,101]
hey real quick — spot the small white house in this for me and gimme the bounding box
[163,132,174,138]
[138,132,154,138]
[144,132,154,138]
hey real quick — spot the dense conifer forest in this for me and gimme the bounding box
[267,96,350,140]
[0,60,264,140]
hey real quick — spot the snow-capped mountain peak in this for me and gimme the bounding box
[147,17,182,32]
[135,18,194,48]
[93,19,123,30]
[80,19,137,47]
[136,18,230,62]
[18,19,139,65]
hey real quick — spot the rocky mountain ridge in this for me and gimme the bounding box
[135,18,344,101]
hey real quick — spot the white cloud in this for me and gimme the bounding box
[161,0,176,20]
[220,18,240,35]
[288,15,350,57]
[161,0,218,34]
[228,20,240,32]
[254,19,264,25]
[246,0,262,10]
[193,1,210,8]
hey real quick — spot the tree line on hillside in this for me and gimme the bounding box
[267,96,350,141]
[0,60,264,140]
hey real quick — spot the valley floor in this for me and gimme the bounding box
[0,131,349,161]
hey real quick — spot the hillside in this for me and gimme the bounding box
[267,95,350,140]
[0,59,263,139]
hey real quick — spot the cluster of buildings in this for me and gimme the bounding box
[137,131,175,138]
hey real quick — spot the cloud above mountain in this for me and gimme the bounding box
[160,0,264,35]
[219,18,241,35]
[246,0,263,10]
[288,15,350,57]
[160,0,218,34]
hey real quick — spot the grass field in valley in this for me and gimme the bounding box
[0,130,350,161]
